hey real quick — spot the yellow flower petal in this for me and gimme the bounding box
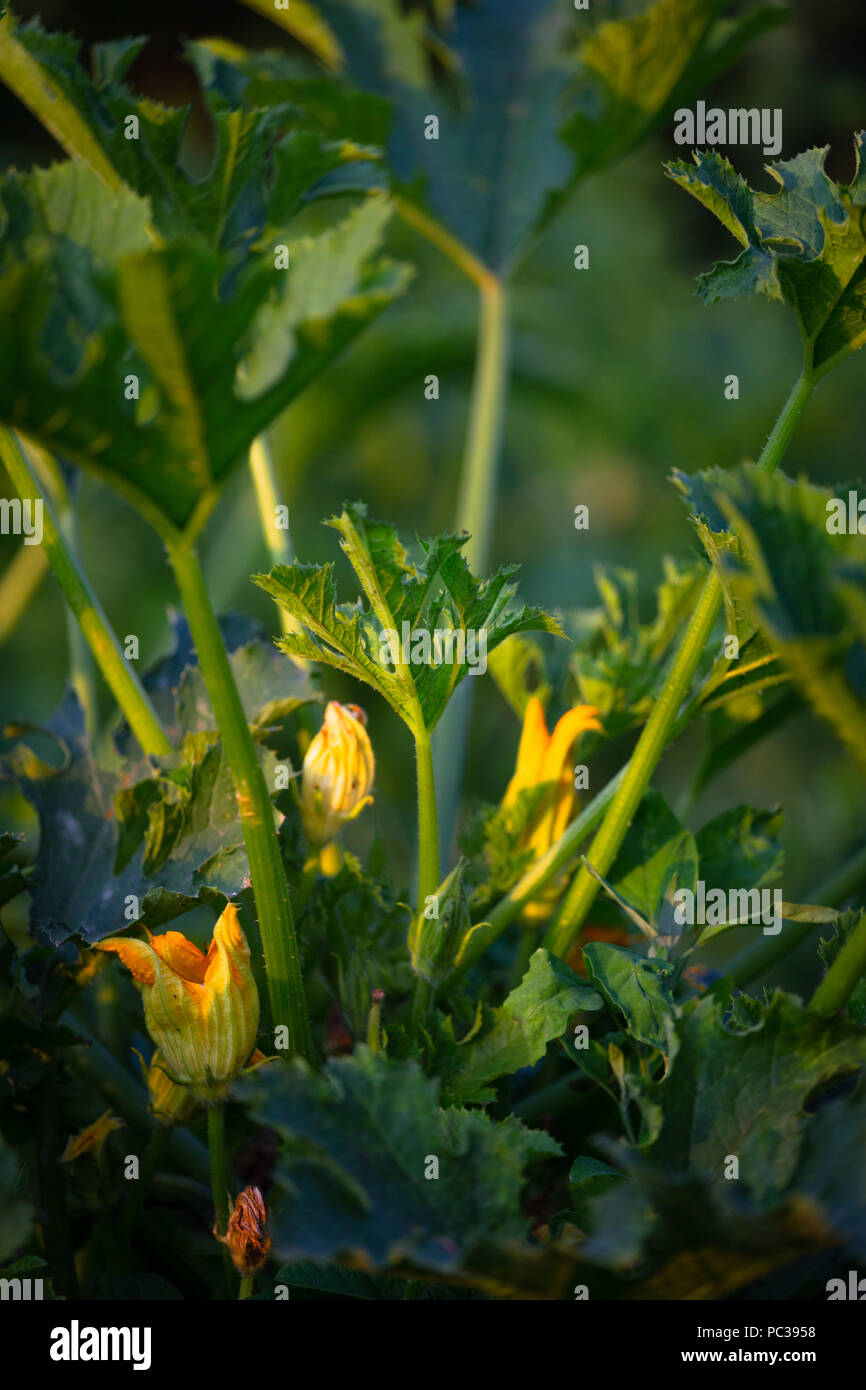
[503,696,550,807]
[60,1110,124,1162]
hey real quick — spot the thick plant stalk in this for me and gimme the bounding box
[0,426,172,758]
[414,725,441,914]
[811,911,866,1016]
[165,537,313,1063]
[454,276,509,575]
[544,368,816,960]
[434,274,509,865]
[408,720,442,1032]
[207,1103,235,1295]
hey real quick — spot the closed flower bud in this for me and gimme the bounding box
[300,701,374,848]
[215,1185,272,1275]
[408,859,476,987]
[98,903,260,1102]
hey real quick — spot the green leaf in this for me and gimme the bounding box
[3,703,231,944]
[256,502,561,733]
[242,1047,560,1273]
[695,803,783,899]
[486,634,552,720]
[272,1260,405,1299]
[0,12,381,250]
[0,12,411,539]
[248,0,768,271]
[607,789,698,929]
[561,0,745,181]
[569,558,707,739]
[579,1157,832,1296]
[567,1155,627,1230]
[448,950,602,1104]
[581,941,677,1055]
[0,173,409,535]
[666,135,866,375]
[677,464,866,772]
[795,1083,866,1262]
[645,990,866,1202]
[4,633,303,943]
[237,0,346,73]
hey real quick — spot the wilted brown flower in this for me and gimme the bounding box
[215,1185,272,1275]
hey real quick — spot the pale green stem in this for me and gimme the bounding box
[248,434,297,642]
[208,1104,231,1236]
[0,541,48,644]
[0,426,172,758]
[410,725,441,1031]
[544,368,816,960]
[434,275,509,866]
[165,536,313,1063]
[415,725,440,911]
[208,1103,235,1296]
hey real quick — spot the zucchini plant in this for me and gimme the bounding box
[0,0,865,1306]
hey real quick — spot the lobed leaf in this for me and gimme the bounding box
[667,135,866,375]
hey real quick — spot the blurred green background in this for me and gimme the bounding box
[1,0,865,963]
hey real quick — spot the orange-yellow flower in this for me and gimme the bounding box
[504,696,602,922]
[60,1110,124,1163]
[97,904,259,1102]
[300,701,374,848]
[215,1185,272,1275]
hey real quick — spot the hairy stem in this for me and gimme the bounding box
[544,368,815,960]
[0,427,172,757]
[434,275,509,866]
[166,537,313,1063]
[415,725,441,911]
[410,726,441,1032]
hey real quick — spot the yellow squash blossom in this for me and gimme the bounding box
[98,903,259,1103]
[504,696,602,923]
[300,701,375,848]
[60,1110,124,1163]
